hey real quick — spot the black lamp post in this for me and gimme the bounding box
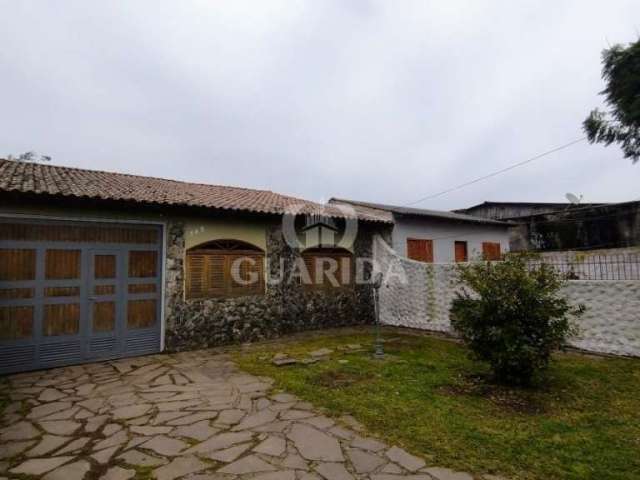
[372,271,384,359]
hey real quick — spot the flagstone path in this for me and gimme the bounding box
[0,350,490,480]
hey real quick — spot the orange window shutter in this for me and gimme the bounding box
[482,242,501,261]
[454,241,468,262]
[425,239,434,263]
[407,239,433,263]
[406,240,416,260]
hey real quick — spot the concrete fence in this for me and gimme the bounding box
[373,236,640,357]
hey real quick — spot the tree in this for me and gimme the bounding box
[5,151,51,162]
[450,254,584,386]
[583,38,640,163]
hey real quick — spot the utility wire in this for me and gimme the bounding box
[404,136,587,206]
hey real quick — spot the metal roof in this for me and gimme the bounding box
[329,198,510,226]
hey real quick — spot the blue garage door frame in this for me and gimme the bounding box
[0,218,164,375]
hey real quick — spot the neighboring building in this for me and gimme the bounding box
[453,201,608,221]
[0,159,391,374]
[456,200,639,251]
[329,198,510,263]
[507,201,640,251]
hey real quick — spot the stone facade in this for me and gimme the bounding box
[374,236,640,357]
[164,220,387,351]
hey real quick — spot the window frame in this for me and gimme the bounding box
[300,247,354,291]
[185,240,265,300]
[481,242,502,261]
[406,238,434,263]
[454,241,468,262]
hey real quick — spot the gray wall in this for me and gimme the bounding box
[391,215,510,262]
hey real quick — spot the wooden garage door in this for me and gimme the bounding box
[0,219,163,374]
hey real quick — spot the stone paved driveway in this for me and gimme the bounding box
[0,351,482,480]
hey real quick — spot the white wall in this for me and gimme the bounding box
[391,216,510,262]
[560,281,640,356]
[374,236,640,358]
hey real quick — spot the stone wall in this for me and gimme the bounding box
[559,281,640,356]
[164,219,384,351]
[373,236,640,357]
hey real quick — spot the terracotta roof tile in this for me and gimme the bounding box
[0,159,391,223]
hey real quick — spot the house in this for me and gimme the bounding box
[0,159,391,374]
[453,201,608,221]
[454,200,638,251]
[505,201,640,251]
[329,198,510,263]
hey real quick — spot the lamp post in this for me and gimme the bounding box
[372,271,384,359]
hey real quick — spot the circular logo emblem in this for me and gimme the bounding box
[282,202,359,250]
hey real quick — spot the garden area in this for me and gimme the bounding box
[235,329,640,480]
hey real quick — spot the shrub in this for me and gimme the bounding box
[450,254,584,386]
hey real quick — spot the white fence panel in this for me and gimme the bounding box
[373,236,640,357]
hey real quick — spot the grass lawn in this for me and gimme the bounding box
[234,328,640,480]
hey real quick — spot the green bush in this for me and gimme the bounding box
[450,254,585,386]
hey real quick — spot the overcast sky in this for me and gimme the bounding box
[1,1,639,210]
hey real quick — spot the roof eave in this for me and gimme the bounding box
[0,189,393,224]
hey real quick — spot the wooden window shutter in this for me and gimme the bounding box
[482,242,501,261]
[186,247,265,299]
[247,254,265,294]
[337,255,353,285]
[229,254,264,295]
[205,254,226,297]
[186,253,206,298]
[407,239,433,263]
[424,240,434,263]
[301,249,354,290]
[302,255,315,286]
[454,241,468,262]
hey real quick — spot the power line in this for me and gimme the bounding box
[404,136,587,206]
